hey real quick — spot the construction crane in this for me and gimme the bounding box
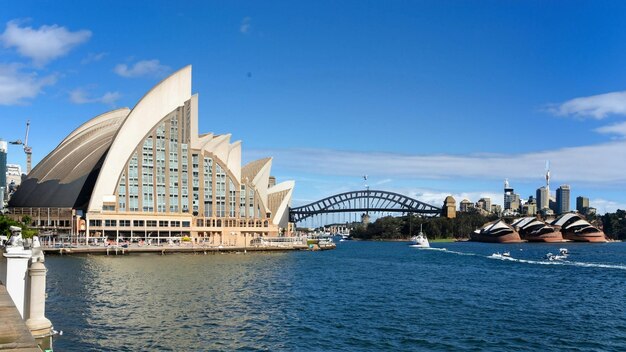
[9,120,32,174]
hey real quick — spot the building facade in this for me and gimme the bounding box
[476,197,491,213]
[576,196,589,214]
[503,180,520,213]
[6,164,21,200]
[556,184,570,214]
[8,66,294,245]
[0,141,6,206]
[536,186,549,211]
[459,199,472,212]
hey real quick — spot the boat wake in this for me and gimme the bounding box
[488,255,626,271]
[562,260,626,270]
[429,248,626,271]
[433,248,479,256]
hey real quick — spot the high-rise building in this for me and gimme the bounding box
[576,196,589,214]
[510,194,520,211]
[459,199,472,212]
[556,185,570,214]
[504,179,515,210]
[6,164,22,200]
[522,196,537,216]
[536,186,549,210]
[0,141,6,205]
[477,197,491,212]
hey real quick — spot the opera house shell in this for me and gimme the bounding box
[9,66,294,244]
[511,217,564,243]
[550,213,606,243]
[471,219,522,243]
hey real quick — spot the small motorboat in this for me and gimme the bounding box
[545,248,568,261]
[491,251,511,259]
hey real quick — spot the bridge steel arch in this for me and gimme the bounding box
[289,190,442,223]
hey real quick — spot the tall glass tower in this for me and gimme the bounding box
[0,140,7,205]
[556,185,571,214]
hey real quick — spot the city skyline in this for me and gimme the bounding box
[2,2,626,213]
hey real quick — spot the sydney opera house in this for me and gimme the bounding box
[472,214,606,243]
[8,66,294,245]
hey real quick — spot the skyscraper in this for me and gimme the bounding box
[556,185,570,214]
[576,196,589,214]
[536,186,549,210]
[0,141,6,206]
[504,179,514,210]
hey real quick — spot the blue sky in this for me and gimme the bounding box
[2,1,626,213]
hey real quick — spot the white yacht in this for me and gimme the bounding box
[409,225,430,248]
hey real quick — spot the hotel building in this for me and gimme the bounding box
[8,66,294,245]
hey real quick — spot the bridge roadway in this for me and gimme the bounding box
[289,189,442,223]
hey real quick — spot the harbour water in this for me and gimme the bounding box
[46,241,626,351]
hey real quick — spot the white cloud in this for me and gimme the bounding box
[0,63,56,105]
[589,198,626,214]
[0,20,91,66]
[69,88,121,106]
[248,142,626,186]
[100,91,121,105]
[405,189,502,209]
[594,121,626,137]
[113,59,170,78]
[240,17,251,34]
[547,90,626,119]
[81,52,107,64]
[373,178,392,186]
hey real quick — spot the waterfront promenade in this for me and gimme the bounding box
[0,285,40,352]
[42,237,335,255]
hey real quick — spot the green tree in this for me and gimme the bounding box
[350,212,495,240]
[21,215,32,226]
[602,209,626,240]
[0,215,38,239]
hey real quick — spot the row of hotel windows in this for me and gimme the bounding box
[115,113,262,218]
[29,220,72,227]
[89,219,191,228]
[88,219,271,228]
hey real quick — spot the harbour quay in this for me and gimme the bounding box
[42,236,336,255]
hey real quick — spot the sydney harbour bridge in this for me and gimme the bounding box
[289,189,442,227]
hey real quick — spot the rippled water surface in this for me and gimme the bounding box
[46,242,626,351]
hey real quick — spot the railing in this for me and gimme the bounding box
[250,237,306,247]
